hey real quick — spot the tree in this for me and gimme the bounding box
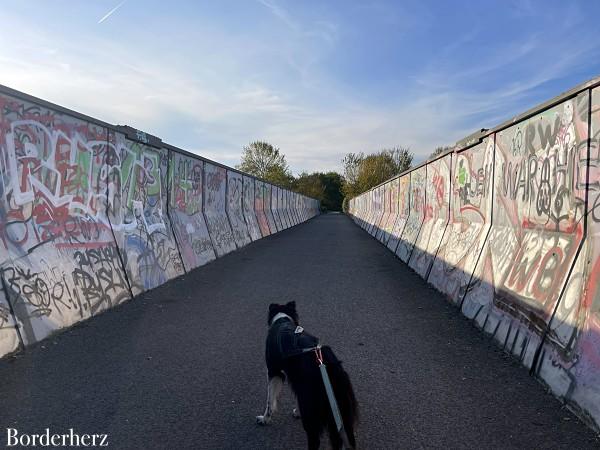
[341,152,363,188]
[341,146,413,200]
[294,172,326,203]
[237,141,294,188]
[320,172,344,211]
[386,146,413,174]
[293,171,344,211]
[429,145,453,159]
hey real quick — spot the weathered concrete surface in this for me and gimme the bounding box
[242,176,262,242]
[226,171,251,249]
[0,214,596,449]
[349,81,600,430]
[204,163,236,257]
[169,154,216,271]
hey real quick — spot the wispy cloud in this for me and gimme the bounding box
[258,0,296,30]
[0,2,598,174]
[258,0,339,84]
[98,1,126,24]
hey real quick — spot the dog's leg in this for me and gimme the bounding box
[256,376,283,425]
[307,430,321,450]
[327,423,343,450]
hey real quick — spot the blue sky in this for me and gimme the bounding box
[1,0,600,173]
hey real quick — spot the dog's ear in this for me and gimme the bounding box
[285,301,296,311]
[285,301,299,325]
[269,303,278,312]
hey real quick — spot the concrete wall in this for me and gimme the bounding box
[242,175,262,242]
[113,138,186,295]
[290,191,299,226]
[429,138,493,305]
[254,180,270,237]
[379,179,397,245]
[226,170,251,249]
[272,186,283,232]
[169,153,215,271]
[348,77,600,432]
[0,85,319,359]
[0,94,131,348]
[396,167,426,263]
[409,153,452,279]
[204,162,237,257]
[279,187,290,230]
[264,183,278,234]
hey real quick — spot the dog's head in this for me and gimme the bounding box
[268,301,299,326]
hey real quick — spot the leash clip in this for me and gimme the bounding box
[314,345,323,365]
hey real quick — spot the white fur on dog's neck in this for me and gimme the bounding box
[270,312,293,326]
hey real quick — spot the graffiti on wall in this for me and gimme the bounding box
[0,86,318,360]
[108,137,184,294]
[289,191,299,226]
[409,153,452,279]
[270,186,280,230]
[0,95,131,347]
[243,176,262,241]
[380,178,399,245]
[349,89,600,429]
[387,175,410,252]
[279,187,290,230]
[169,152,215,271]
[369,186,383,237]
[264,184,278,234]
[226,171,251,248]
[0,283,19,355]
[429,139,494,306]
[204,163,237,256]
[534,88,600,422]
[375,183,390,242]
[254,181,270,237]
[396,168,426,262]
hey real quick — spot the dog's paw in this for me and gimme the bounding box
[256,415,271,426]
[292,408,301,419]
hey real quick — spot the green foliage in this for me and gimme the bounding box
[342,196,349,213]
[293,171,344,211]
[237,141,413,210]
[429,145,453,159]
[237,141,294,188]
[319,172,343,211]
[294,172,325,201]
[341,146,413,199]
[237,141,344,210]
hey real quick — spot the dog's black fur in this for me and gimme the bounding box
[257,301,358,450]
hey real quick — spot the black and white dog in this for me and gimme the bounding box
[256,301,358,450]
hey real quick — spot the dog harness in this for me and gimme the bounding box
[265,315,353,449]
[265,316,320,378]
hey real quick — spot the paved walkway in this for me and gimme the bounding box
[0,214,598,449]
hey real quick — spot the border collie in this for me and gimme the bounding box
[256,301,358,449]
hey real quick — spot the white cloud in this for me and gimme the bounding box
[0,3,597,176]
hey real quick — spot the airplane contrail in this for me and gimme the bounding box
[98,1,126,24]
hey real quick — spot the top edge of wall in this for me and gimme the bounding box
[354,74,600,199]
[488,75,600,135]
[116,125,163,148]
[0,83,116,130]
[0,83,317,201]
[368,149,452,193]
[163,142,243,175]
[454,74,600,151]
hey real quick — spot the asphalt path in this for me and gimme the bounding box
[0,213,598,449]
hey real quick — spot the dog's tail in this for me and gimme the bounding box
[321,345,358,448]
